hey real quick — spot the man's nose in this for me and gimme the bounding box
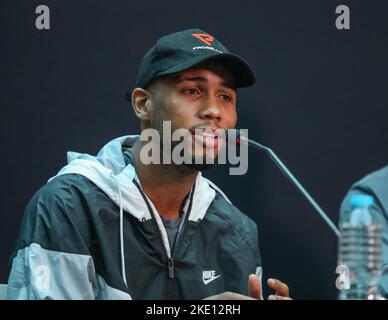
[198,96,221,121]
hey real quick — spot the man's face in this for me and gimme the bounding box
[146,62,237,170]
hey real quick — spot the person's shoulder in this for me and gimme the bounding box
[32,173,99,203]
[355,165,388,190]
[340,165,388,218]
[207,185,258,235]
[14,174,100,253]
[25,173,101,223]
[345,164,388,203]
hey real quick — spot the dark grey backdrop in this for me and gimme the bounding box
[1,0,387,299]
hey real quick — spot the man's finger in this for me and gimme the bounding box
[248,274,262,299]
[267,278,289,297]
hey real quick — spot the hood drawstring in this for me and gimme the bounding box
[50,135,218,291]
[115,177,127,287]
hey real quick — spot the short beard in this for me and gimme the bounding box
[190,144,221,172]
[170,139,218,172]
[182,162,217,172]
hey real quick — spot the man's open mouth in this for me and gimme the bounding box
[190,127,221,149]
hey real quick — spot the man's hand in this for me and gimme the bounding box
[248,274,292,300]
[261,276,291,300]
[204,275,292,300]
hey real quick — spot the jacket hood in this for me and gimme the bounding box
[48,135,229,222]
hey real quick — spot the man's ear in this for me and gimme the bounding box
[131,88,152,121]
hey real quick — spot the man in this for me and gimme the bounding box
[7,29,290,300]
[340,165,388,298]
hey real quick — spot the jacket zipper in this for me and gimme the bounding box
[133,179,195,299]
[168,258,175,278]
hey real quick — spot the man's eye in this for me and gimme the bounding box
[183,88,200,95]
[220,94,232,102]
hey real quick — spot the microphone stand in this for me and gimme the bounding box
[238,134,340,238]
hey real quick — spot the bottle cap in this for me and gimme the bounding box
[350,194,374,208]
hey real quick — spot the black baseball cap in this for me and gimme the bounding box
[132,28,255,91]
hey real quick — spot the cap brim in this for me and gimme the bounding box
[157,53,255,88]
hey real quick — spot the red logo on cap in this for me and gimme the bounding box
[192,33,215,46]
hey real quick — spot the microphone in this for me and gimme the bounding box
[229,129,340,238]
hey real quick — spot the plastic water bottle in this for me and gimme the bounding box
[338,194,383,300]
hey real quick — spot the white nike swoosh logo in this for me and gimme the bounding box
[203,274,221,285]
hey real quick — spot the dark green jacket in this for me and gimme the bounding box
[7,136,261,299]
